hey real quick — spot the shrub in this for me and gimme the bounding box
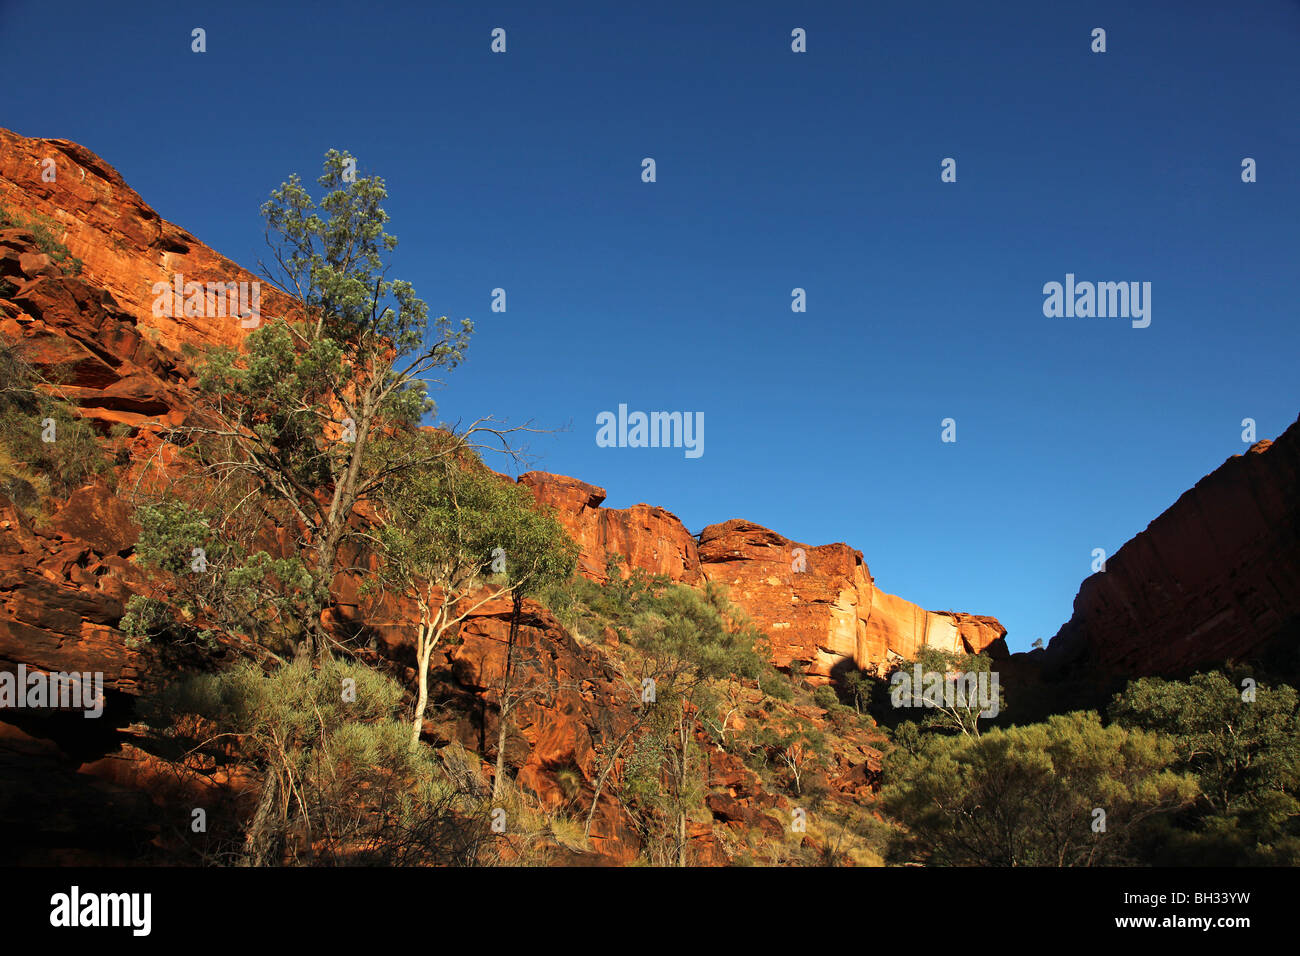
[1110,672,1300,863]
[143,657,494,865]
[882,711,1197,866]
[813,685,840,710]
[0,339,109,507]
[0,204,83,275]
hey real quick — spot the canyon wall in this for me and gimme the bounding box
[0,126,941,861]
[5,124,1297,863]
[521,474,1008,678]
[1043,423,1300,678]
[0,125,1005,686]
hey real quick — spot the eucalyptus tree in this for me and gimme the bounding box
[371,432,577,750]
[487,496,578,799]
[137,150,524,657]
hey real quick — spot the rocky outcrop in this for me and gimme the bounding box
[697,520,1007,680]
[516,476,1009,679]
[518,472,701,584]
[1043,422,1300,678]
[0,127,298,356]
[0,482,150,695]
[0,229,196,437]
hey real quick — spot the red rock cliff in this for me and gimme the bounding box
[0,127,298,357]
[0,125,1006,688]
[518,472,1008,679]
[0,126,908,862]
[696,520,1007,679]
[1043,422,1300,678]
[518,472,701,584]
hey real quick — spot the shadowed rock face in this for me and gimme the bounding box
[1043,422,1300,679]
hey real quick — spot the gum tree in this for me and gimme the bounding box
[139,150,525,657]
[488,502,579,800]
[620,583,767,865]
[371,432,576,750]
[1110,672,1300,861]
[890,647,1004,737]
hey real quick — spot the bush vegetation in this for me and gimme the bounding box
[0,203,83,274]
[0,338,109,515]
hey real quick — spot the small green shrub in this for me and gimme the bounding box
[0,339,109,506]
[143,657,494,866]
[0,204,83,275]
[813,685,841,710]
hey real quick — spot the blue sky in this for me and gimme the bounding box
[3,0,1297,650]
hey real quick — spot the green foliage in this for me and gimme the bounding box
[890,646,1004,737]
[0,204,83,274]
[887,719,925,758]
[625,582,768,687]
[840,668,872,713]
[552,566,800,703]
[260,151,466,375]
[1110,672,1300,863]
[368,432,581,748]
[751,718,831,798]
[762,675,794,702]
[145,657,491,865]
[882,711,1197,865]
[0,338,108,508]
[813,685,840,710]
[195,319,343,489]
[372,435,577,605]
[564,578,776,864]
[136,148,478,658]
[621,701,709,833]
[541,553,669,635]
[122,497,313,651]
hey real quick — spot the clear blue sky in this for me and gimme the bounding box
[3,0,1297,650]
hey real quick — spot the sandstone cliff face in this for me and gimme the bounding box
[518,472,701,584]
[516,474,1007,679]
[1043,423,1300,678]
[0,127,896,864]
[696,520,1008,679]
[0,127,297,356]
